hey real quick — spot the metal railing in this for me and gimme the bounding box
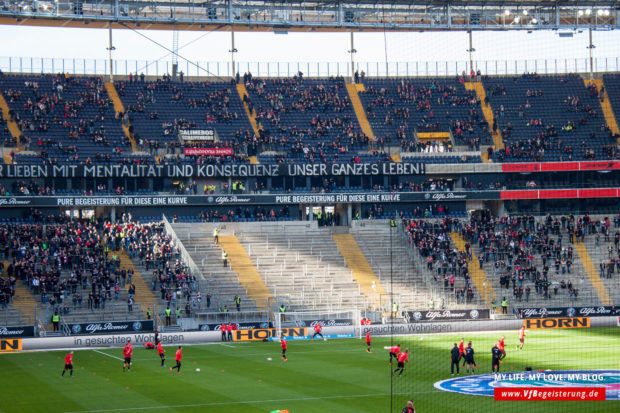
[1,56,619,78]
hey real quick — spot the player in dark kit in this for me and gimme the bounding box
[492,343,502,373]
[157,341,166,367]
[365,331,372,353]
[170,346,182,373]
[392,348,409,377]
[464,341,477,374]
[61,351,74,377]
[389,343,401,365]
[122,340,133,372]
[450,343,460,376]
[402,400,416,413]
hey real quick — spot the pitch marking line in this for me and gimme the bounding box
[66,391,440,412]
[93,350,124,361]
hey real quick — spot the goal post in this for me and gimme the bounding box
[273,309,362,339]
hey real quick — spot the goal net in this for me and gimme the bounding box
[273,309,362,340]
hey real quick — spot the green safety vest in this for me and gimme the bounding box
[501,300,508,307]
[235,297,240,305]
[146,310,152,318]
[165,309,171,317]
[279,306,285,313]
[52,314,59,322]
[390,219,397,228]
[223,307,229,312]
[176,309,181,317]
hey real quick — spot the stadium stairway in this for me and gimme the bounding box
[449,232,496,309]
[0,91,23,147]
[237,228,369,312]
[345,83,375,141]
[464,82,504,149]
[351,224,440,310]
[8,283,37,325]
[218,236,272,311]
[332,233,385,308]
[117,250,158,317]
[390,153,401,162]
[104,82,138,152]
[236,83,261,137]
[587,78,620,140]
[3,260,37,324]
[573,241,613,306]
[249,156,258,164]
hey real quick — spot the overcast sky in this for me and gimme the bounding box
[0,24,618,76]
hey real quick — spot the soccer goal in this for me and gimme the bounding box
[273,309,362,339]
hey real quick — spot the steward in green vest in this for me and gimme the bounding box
[501,297,508,314]
[165,307,172,325]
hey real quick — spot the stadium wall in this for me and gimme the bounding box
[13,317,618,351]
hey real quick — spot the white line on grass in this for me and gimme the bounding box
[219,343,235,348]
[93,349,124,361]
[65,391,441,413]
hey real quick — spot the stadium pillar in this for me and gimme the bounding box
[467,30,475,75]
[588,27,595,79]
[110,207,116,223]
[107,26,115,82]
[230,30,238,78]
[347,204,352,225]
[349,32,356,82]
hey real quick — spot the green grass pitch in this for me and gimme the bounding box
[0,327,618,412]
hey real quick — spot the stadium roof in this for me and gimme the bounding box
[0,1,618,31]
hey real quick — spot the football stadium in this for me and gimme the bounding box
[0,1,619,412]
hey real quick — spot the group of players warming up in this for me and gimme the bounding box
[450,339,477,375]
[449,327,526,375]
[60,324,526,382]
[388,343,410,377]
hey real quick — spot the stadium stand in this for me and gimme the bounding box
[484,74,619,162]
[244,75,387,164]
[358,77,493,152]
[117,76,253,165]
[602,73,620,140]
[0,74,140,165]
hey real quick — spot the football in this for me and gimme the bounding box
[196,368,200,372]
[324,338,327,341]
[267,357,272,361]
